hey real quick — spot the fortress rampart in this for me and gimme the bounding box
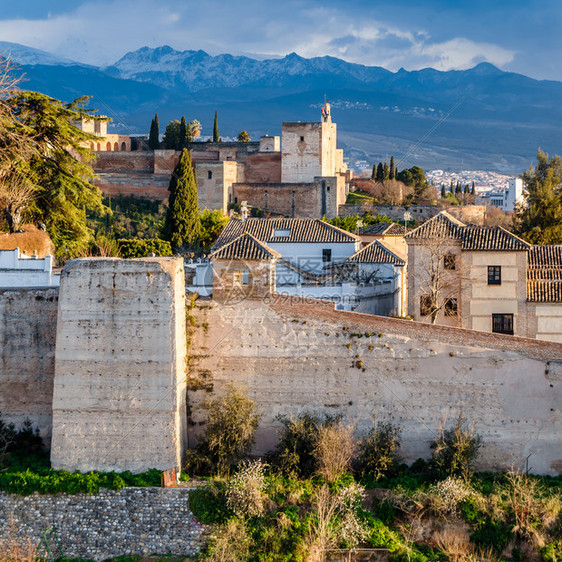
[0,261,560,474]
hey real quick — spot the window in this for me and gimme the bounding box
[444,298,458,317]
[488,265,501,285]
[208,170,213,179]
[300,136,305,142]
[492,313,513,335]
[420,295,433,316]
[273,228,291,237]
[322,249,332,263]
[233,270,249,286]
[444,254,456,270]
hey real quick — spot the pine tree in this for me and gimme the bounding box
[389,156,395,179]
[148,113,159,150]
[163,149,201,251]
[383,162,390,180]
[376,162,384,182]
[213,110,219,143]
[514,148,562,244]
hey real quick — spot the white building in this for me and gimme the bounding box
[199,217,406,316]
[480,178,525,212]
[0,249,60,288]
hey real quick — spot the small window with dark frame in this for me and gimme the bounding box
[420,295,433,316]
[322,249,332,263]
[207,170,213,179]
[444,254,456,270]
[488,265,501,285]
[492,313,513,335]
[444,298,458,317]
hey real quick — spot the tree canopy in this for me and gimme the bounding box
[236,130,250,142]
[514,149,562,244]
[162,148,201,251]
[0,79,106,258]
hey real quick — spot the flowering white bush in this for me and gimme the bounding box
[225,460,267,518]
[432,476,473,514]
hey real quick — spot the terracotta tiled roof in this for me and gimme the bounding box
[214,218,360,248]
[462,226,531,251]
[357,222,410,236]
[405,211,531,251]
[527,245,562,302]
[347,240,405,265]
[404,211,465,240]
[210,233,281,261]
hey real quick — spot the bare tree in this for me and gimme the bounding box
[416,236,461,324]
[0,172,36,232]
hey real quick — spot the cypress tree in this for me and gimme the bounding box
[148,113,159,150]
[464,184,470,195]
[179,116,188,149]
[450,180,454,193]
[441,185,446,198]
[383,162,390,180]
[376,162,384,182]
[163,149,201,251]
[389,156,395,179]
[371,163,377,180]
[213,110,219,143]
[471,181,476,195]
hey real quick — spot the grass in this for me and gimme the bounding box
[346,190,375,205]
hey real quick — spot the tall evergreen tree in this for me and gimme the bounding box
[383,162,390,180]
[441,185,446,198]
[163,149,201,250]
[213,110,219,143]
[148,113,159,150]
[464,184,470,195]
[389,156,395,179]
[179,116,188,149]
[450,180,454,193]
[471,181,476,195]
[371,163,377,180]
[514,148,562,244]
[376,162,384,182]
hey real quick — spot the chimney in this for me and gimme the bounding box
[241,201,248,223]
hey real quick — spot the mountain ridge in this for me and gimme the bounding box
[2,42,562,173]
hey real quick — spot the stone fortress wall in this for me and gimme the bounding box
[0,259,560,474]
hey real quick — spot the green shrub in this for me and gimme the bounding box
[186,383,261,476]
[268,413,341,479]
[430,416,482,480]
[356,421,402,481]
[189,485,230,524]
[541,540,562,561]
[118,238,172,258]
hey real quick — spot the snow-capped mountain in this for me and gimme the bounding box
[105,46,392,91]
[0,41,84,67]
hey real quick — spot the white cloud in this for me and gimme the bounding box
[0,0,516,73]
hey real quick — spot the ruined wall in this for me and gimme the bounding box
[95,173,170,200]
[51,258,187,473]
[0,288,58,442]
[189,296,562,475]
[93,152,154,173]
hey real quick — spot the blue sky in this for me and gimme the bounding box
[1,0,560,80]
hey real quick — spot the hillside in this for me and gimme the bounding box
[5,42,562,172]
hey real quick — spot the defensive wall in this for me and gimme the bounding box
[189,295,562,475]
[0,260,560,474]
[0,287,58,442]
[50,258,187,473]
